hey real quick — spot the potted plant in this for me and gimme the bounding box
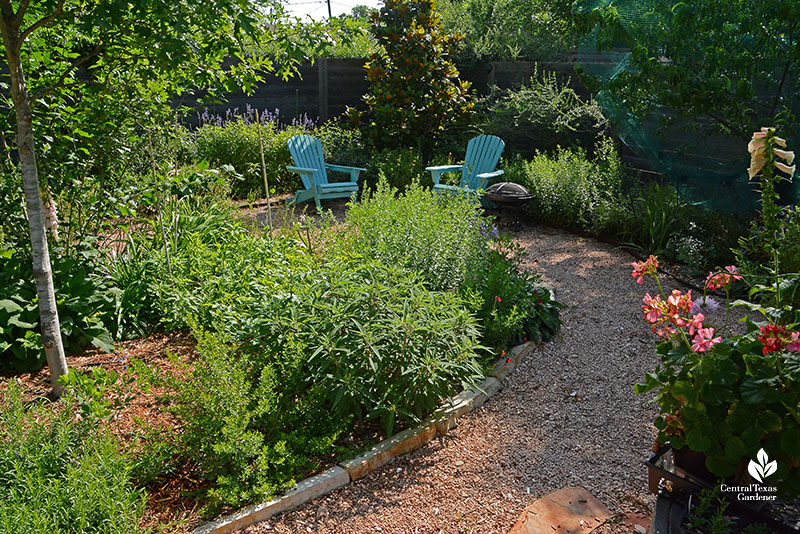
[634,129,800,510]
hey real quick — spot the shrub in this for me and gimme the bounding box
[439,0,576,62]
[473,68,608,157]
[0,381,144,533]
[315,121,372,170]
[144,328,342,514]
[462,237,561,348]
[343,180,561,350]
[368,147,429,191]
[249,257,484,436]
[345,180,487,292]
[350,0,473,151]
[107,197,310,333]
[195,109,307,197]
[514,137,626,233]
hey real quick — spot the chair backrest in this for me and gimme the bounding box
[287,135,328,189]
[461,135,505,190]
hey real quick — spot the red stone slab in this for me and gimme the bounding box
[509,487,612,534]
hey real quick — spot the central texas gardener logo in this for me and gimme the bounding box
[748,448,777,483]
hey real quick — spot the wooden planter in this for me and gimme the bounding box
[646,445,800,534]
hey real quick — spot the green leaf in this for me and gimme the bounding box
[686,428,712,452]
[757,410,782,433]
[724,436,747,463]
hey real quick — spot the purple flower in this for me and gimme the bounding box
[690,296,720,317]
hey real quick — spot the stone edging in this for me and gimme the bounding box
[193,332,546,533]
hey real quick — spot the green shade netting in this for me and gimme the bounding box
[576,0,799,213]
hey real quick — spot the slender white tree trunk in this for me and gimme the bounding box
[1,8,69,397]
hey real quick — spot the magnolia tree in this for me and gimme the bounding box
[0,0,305,396]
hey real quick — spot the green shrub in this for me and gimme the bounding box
[439,0,576,62]
[143,328,342,514]
[619,181,692,258]
[107,197,310,333]
[514,137,626,233]
[315,121,372,170]
[345,180,486,292]
[350,0,473,151]
[474,68,608,157]
[250,257,484,436]
[369,147,428,191]
[0,381,144,533]
[462,238,561,348]
[195,113,306,197]
[344,180,561,351]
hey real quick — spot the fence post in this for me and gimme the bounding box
[318,57,329,122]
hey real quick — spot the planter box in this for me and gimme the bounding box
[647,446,800,533]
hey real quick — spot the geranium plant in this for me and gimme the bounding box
[633,254,800,498]
[634,129,800,498]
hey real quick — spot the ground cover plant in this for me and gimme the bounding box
[0,380,145,533]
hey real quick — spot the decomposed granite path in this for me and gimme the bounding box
[243,223,673,534]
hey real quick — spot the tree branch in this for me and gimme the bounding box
[19,0,64,44]
[31,43,103,103]
[15,0,31,25]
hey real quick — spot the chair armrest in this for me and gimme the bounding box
[326,164,366,183]
[425,164,464,172]
[426,164,464,185]
[476,169,504,180]
[287,166,317,176]
[474,169,504,190]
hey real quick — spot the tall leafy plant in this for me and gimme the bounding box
[350,0,473,152]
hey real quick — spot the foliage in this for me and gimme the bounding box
[142,328,342,514]
[474,69,608,157]
[574,0,800,140]
[350,0,473,151]
[438,0,576,62]
[462,237,561,348]
[0,381,144,533]
[632,258,800,499]
[195,108,308,197]
[620,181,692,257]
[345,180,487,292]
[248,258,484,436]
[0,245,115,372]
[343,180,561,351]
[511,137,626,233]
[315,120,372,170]
[369,147,428,191]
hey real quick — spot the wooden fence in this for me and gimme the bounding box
[176,58,589,126]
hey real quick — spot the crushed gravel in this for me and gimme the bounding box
[241,223,683,534]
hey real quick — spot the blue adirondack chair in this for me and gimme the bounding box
[286,135,366,208]
[426,135,505,205]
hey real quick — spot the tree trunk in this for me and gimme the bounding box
[0,9,69,397]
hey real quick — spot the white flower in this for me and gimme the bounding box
[775,161,796,178]
[42,198,59,240]
[774,148,795,165]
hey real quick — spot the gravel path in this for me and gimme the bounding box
[244,223,671,534]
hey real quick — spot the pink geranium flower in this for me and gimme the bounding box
[632,255,659,284]
[691,327,721,352]
[788,332,800,353]
[687,313,705,336]
[706,266,742,291]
